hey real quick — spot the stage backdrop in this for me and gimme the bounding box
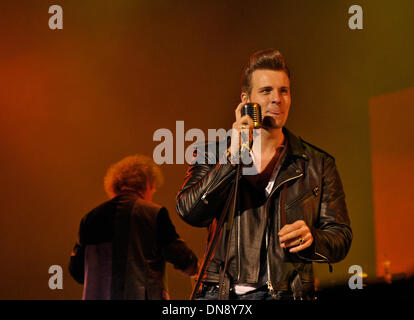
[0,0,413,299]
[370,87,414,279]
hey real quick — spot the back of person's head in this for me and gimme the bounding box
[241,48,290,95]
[104,154,163,199]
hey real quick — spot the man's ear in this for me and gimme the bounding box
[241,92,249,103]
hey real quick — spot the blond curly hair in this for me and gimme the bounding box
[104,154,163,198]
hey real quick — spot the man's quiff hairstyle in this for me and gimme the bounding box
[104,154,163,198]
[241,48,290,95]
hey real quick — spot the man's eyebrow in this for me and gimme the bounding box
[258,86,273,90]
[258,85,290,90]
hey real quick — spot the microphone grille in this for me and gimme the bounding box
[241,103,262,129]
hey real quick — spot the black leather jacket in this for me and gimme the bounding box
[176,128,352,299]
[70,192,198,299]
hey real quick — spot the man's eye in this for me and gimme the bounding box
[280,88,289,94]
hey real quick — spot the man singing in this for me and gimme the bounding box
[176,49,352,300]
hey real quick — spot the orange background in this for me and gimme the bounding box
[370,87,414,278]
[0,1,413,299]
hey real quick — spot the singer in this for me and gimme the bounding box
[69,154,198,299]
[176,49,352,300]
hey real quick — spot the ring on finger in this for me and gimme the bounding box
[241,124,247,129]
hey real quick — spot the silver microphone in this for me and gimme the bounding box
[241,103,262,129]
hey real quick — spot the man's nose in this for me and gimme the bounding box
[271,92,281,105]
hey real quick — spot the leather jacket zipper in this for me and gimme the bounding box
[200,167,238,205]
[265,172,304,296]
[265,172,304,218]
[285,186,319,210]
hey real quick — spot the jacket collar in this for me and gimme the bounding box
[267,128,306,195]
[283,127,308,161]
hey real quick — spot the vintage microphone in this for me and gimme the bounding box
[241,103,262,129]
[240,103,262,154]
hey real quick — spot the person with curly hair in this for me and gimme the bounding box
[69,154,198,300]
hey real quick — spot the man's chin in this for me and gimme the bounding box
[262,117,285,130]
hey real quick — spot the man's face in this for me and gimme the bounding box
[242,69,291,129]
